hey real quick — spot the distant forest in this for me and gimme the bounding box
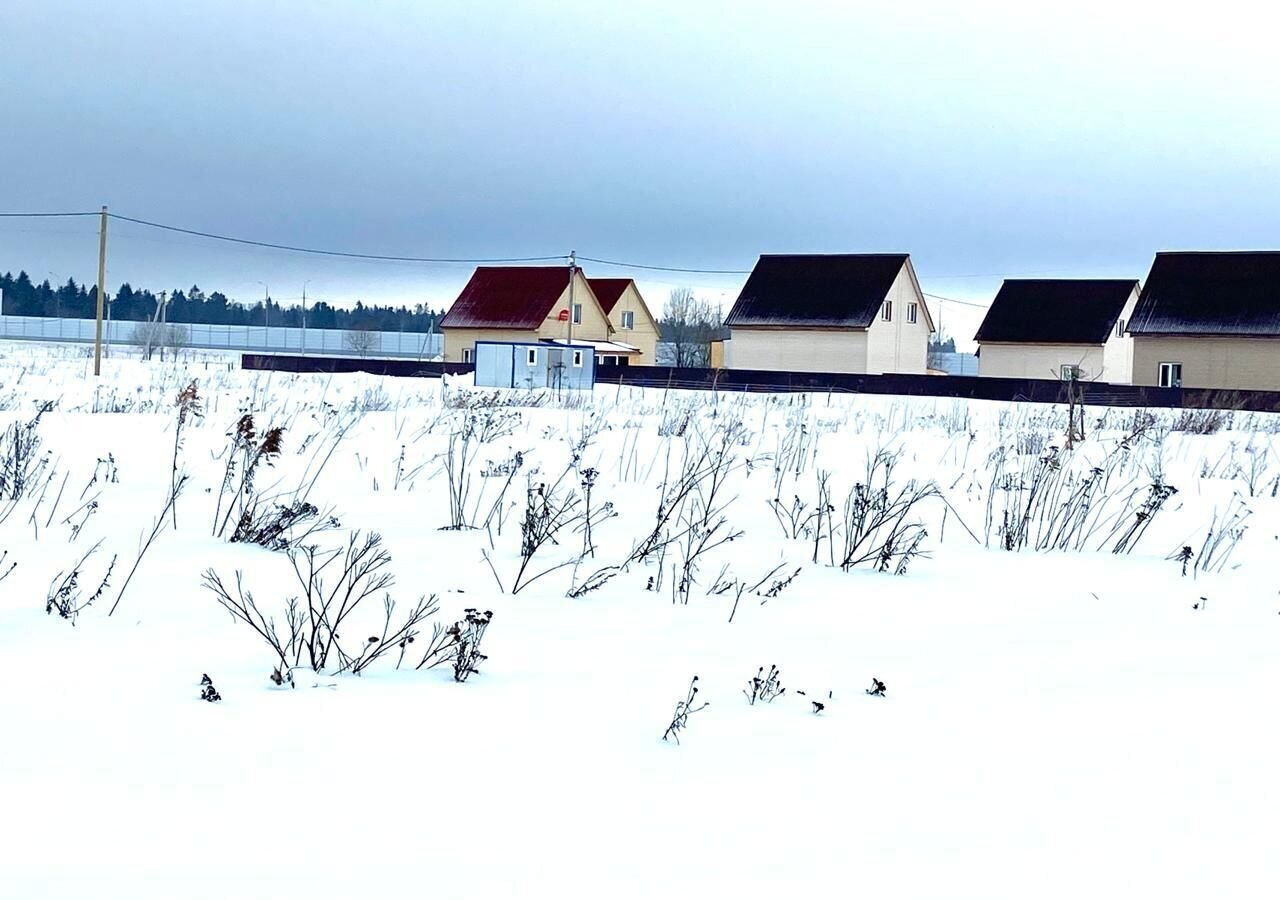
[0,270,443,332]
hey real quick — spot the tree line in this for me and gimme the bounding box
[0,270,443,332]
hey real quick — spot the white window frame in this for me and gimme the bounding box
[907,302,918,324]
[1116,318,1126,338]
[572,303,583,325]
[621,310,635,330]
[1158,362,1182,388]
[881,300,892,322]
[572,350,584,368]
[1060,364,1082,382]
[526,348,538,366]
[461,347,473,363]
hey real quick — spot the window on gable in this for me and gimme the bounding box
[1158,362,1182,388]
[882,301,893,322]
[907,302,918,324]
[621,310,635,329]
[1116,318,1126,338]
[527,348,538,366]
[572,303,583,325]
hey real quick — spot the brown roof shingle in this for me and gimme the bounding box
[586,278,632,314]
[440,267,573,330]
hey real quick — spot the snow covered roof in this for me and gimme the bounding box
[542,337,640,354]
[1130,252,1280,337]
[724,254,909,328]
[440,267,574,330]
[974,279,1138,345]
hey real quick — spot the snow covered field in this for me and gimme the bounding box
[1,342,1277,899]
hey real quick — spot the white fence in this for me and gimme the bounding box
[0,313,443,359]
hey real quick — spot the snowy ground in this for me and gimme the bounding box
[1,342,1277,899]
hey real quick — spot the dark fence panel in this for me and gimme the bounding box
[240,354,1280,413]
[594,365,1280,413]
[241,354,473,379]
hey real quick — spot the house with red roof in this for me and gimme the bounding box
[586,278,659,364]
[440,266,643,365]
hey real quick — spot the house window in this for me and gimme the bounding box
[572,303,583,325]
[526,348,538,366]
[1061,364,1082,382]
[907,302,918,324]
[572,350,584,368]
[1158,362,1183,388]
[1116,318,1126,337]
[461,347,473,363]
[881,301,893,322]
[621,310,635,330]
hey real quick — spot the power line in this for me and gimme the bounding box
[0,211,99,218]
[105,213,568,265]
[924,292,988,309]
[576,255,752,275]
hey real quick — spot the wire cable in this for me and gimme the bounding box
[0,211,99,218]
[105,213,568,265]
[575,255,751,275]
[923,292,988,309]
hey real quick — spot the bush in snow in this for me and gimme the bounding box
[203,531,439,677]
[744,665,785,705]
[46,541,117,624]
[199,674,222,703]
[662,675,708,744]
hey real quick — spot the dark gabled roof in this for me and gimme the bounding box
[974,279,1139,345]
[724,254,909,328]
[1130,252,1280,336]
[440,267,573,330]
[586,278,632,314]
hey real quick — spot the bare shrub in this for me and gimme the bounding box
[46,541,117,624]
[203,532,439,676]
[662,675,708,744]
[744,665,785,705]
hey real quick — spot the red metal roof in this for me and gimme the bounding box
[586,278,632,314]
[440,266,574,330]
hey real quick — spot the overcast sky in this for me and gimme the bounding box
[2,0,1278,343]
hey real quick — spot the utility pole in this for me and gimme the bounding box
[567,249,576,347]
[301,280,310,356]
[93,206,108,376]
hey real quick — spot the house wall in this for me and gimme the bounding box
[864,265,932,374]
[442,271,611,362]
[978,342,1108,380]
[723,327,868,373]
[536,272,612,344]
[443,327,538,362]
[606,283,659,363]
[1100,286,1140,384]
[1130,335,1280,390]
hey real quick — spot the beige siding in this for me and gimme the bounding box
[443,327,538,362]
[605,282,659,363]
[442,271,611,363]
[864,262,932,374]
[1100,286,1140,384]
[978,342,1107,380]
[1131,336,1280,390]
[536,272,612,344]
[724,327,868,373]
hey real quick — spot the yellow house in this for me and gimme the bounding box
[723,254,934,374]
[974,279,1140,383]
[1129,251,1280,390]
[440,267,641,364]
[586,278,659,365]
